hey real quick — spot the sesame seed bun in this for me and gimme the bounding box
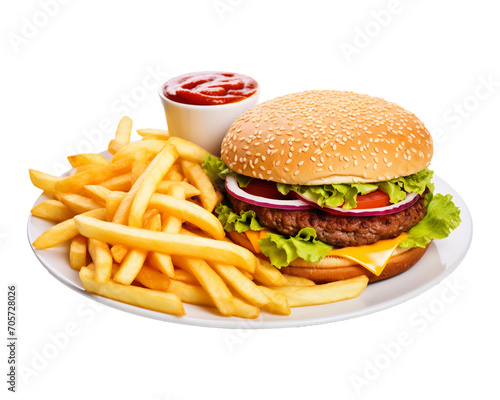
[221,90,433,185]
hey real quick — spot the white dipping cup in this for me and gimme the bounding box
[158,85,259,156]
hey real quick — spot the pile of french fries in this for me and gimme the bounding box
[29,116,368,319]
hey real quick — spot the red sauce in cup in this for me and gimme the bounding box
[163,71,258,106]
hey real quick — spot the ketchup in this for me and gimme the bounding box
[163,71,258,106]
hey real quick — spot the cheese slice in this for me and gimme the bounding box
[325,233,409,276]
[243,230,409,276]
[244,229,272,253]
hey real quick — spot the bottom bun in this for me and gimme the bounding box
[279,245,429,283]
[227,230,429,284]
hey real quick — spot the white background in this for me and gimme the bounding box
[1,0,498,398]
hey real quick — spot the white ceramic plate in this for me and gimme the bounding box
[27,176,472,329]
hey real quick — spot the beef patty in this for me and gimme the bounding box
[227,191,427,248]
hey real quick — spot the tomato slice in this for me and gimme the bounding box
[354,189,391,209]
[241,179,292,200]
[240,179,391,209]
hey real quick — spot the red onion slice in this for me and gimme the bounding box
[225,175,312,210]
[293,191,420,216]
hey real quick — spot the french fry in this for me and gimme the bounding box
[142,209,160,226]
[211,263,270,308]
[231,297,260,319]
[108,116,133,155]
[171,269,200,286]
[214,186,224,205]
[108,140,124,155]
[99,172,132,192]
[147,185,184,277]
[55,161,131,193]
[253,258,288,287]
[136,128,169,140]
[79,266,184,316]
[258,286,291,315]
[271,276,369,307]
[111,140,166,164]
[283,275,316,287]
[171,256,235,316]
[180,159,217,212]
[112,144,173,225]
[109,194,160,267]
[29,169,60,193]
[68,153,110,168]
[69,235,87,270]
[168,136,211,164]
[84,185,112,205]
[180,225,258,282]
[31,200,75,222]
[108,187,223,240]
[168,280,211,306]
[74,165,99,174]
[33,208,106,249]
[149,193,224,240]
[156,181,201,198]
[88,238,113,282]
[146,250,174,278]
[131,161,149,184]
[58,193,102,214]
[106,191,125,222]
[128,143,178,228]
[164,164,184,181]
[134,264,171,292]
[110,244,128,264]
[114,248,148,285]
[114,213,162,285]
[168,280,259,319]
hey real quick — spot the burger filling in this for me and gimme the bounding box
[226,189,428,248]
[202,155,461,269]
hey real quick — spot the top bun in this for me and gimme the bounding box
[221,90,433,185]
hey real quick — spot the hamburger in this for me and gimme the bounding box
[202,90,461,283]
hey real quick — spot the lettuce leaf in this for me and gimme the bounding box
[201,155,252,187]
[379,168,435,203]
[277,169,434,209]
[400,193,461,248]
[258,228,334,268]
[215,203,266,233]
[276,182,378,209]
